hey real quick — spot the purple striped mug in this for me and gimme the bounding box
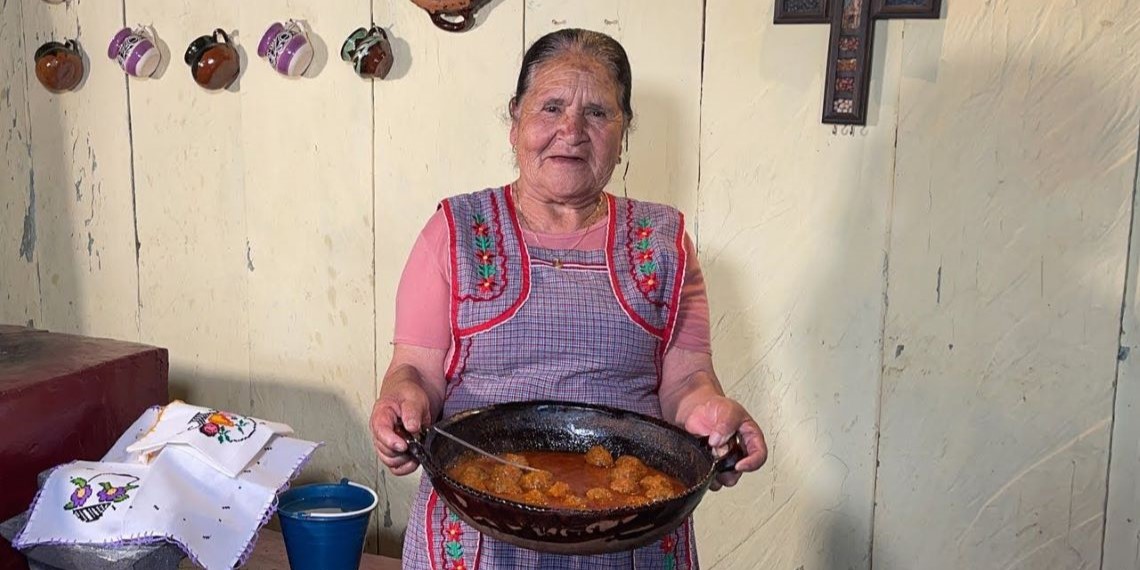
[108,27,160,78]
[257,20,313,77]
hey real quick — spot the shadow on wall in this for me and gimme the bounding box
[167,367,392,555]
[700,178,883,570]
[21,12,85,337]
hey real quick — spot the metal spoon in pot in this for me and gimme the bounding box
[431,425,542,473]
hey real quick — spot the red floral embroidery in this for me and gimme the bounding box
[471,213,499,297]
[442,510,468,569]
[632,217,660,294]
[661,535,676,552]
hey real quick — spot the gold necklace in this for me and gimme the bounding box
[514,188,606,269]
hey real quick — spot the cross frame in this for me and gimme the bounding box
[775,0,942,125]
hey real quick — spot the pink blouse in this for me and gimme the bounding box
[394,208,712,354]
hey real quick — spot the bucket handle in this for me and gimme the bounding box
[293,478,378,519]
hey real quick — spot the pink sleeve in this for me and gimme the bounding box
[671,233,713,354]
[393,209,453,349]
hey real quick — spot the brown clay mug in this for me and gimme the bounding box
[184,29,240,90]
[408,0,481,32]
[340,25,394,79]
[34,39,84,93]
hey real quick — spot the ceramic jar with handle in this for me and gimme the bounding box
[257,20,314,77]
[34,39,84,92]
[108,27,161,78]
[340,25,394,79]
[184,29,240,90]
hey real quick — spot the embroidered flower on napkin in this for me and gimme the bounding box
[125,401,292,477]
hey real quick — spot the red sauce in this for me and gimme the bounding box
[446,448,686,510]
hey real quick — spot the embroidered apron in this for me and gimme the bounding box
[401,186,696,570]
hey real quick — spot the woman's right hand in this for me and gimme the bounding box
[370,375,434,475]
[371,345,448,476]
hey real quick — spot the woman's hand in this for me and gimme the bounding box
[682,396,768,490]
[659,347,768,490]
[370,376,433,475]
[370,345,448,476]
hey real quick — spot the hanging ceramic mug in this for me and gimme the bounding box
[340,25,394,79]
[108,26,160,78]
[184,29,240,90]
[408,0,480,32]
[34,39,84,92]
[257,20,313,77]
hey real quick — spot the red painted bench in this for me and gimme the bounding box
[0,326,168,570]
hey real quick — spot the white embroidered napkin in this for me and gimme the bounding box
[12,461,148,543]
[125,401,291,477]
[14,406,321,570]
[102,405,161,464]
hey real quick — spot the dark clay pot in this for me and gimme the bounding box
[34,40,84,93]
[340,26,394,79]
[184,29,240,90]
[398,400,742,555]
[408,0,487,32]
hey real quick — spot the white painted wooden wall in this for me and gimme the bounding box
[2,0,1139,567]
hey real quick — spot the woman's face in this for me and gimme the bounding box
[510,53,626,201]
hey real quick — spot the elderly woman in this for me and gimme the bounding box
[370,28,767,569]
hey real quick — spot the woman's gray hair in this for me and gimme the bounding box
[510,28,633,125]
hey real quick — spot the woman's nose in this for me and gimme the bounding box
[558,112,587,141]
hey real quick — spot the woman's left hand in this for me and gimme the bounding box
[683,396,768,490]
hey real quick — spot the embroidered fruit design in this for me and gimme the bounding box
[63,473,140,523]
[190,409,256,443]
[64,478,92,509]
[97,481,136,502]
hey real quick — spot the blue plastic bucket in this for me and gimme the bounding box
[277,478,378,570]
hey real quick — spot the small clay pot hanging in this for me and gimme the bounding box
[34,39,84,92]
[340,25,394,79]
[184,29,240,90]
[408,0,483,32]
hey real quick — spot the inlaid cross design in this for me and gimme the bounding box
[775,0,942,125]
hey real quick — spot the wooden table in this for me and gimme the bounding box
[178,529,400,570]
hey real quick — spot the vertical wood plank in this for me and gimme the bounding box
[699,2,901,568]
[126,0,250,407]
[874,0,1140,568]
[237,0,379,549]
[522,2,702,218]
[125,2,249,408]
[0,0,40,327]
[20,0,139,340]
[370,0,523,555]
[1107,153,1140,570]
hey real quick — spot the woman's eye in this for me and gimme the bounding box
[542,105,560,113]
[587,109,607,118]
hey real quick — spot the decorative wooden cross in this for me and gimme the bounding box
[775,0,942,125]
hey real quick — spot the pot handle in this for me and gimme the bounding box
[430,9,475,32]
[710,433,746,474]
[393,418,435,473]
